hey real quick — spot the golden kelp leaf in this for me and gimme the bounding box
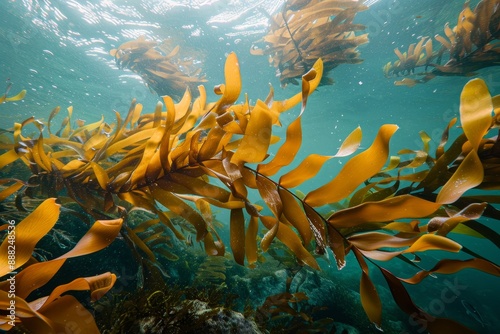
[90,161,110,190]
[0,292,96,334]
[0,149,21,169]
[200,127,228,160]
[279,154,331,188]
[303,203,327,251]
[157,211,185,240]
[334,126,363,157]
[106,128,157,156]
[272,58,324,113]
[383,221,421,233]
[328,195,441,228]
[230,101,273,164]
[215,52,241,112]
[327,224,346,269]
[30,295,100,333]
[61,219,122,258]
[40,272,117,306]
[230,208,246,265]
[305,124,398,207]
[156,247,180,261]
[245,216,259,267]
[403,234,461,254]
[258,114,302,176]
[32,135,53,172]
[169,172,230,202]
[460,78,492,149]
[353,248,382,329]
[151,186,208,241]
[260,216,319,269]
[0,179,24,202]
[256,173,282,217]
[0,198,60,276]
[428,202,486,236]
[436,117,457,158]
[203,232,224,256]
[177,193,245,210]
[278,187,312,245]
[260,216,279,252]
[127,126,166,187]
[402,258,500,284]
[437,79,492,203]
[12,218,123,299]
[4,89,26,102]
[279,126,362,188]
[348,232,415,251]
[436,149,483,204]
[125,226,156,261]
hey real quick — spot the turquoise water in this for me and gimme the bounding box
[1,1,499,333]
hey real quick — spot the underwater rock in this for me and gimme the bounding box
[231,268,288,307]
[129,299,261,334]
[330,322,360,334]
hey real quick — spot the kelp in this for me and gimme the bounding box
[0,80,26,104]
[1,52,500,333]
[251,0,368,86]
[110,36,206,99]
[0,198,122,333]
[384,0,500,86]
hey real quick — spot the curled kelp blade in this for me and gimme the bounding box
[328,195,441,229]
[0,89,26,104]
[353,248,382,330]
[279,126,362,188]
[437,79,492,204]
[305,124,398,207]
[5,218,123,300]
[0,198,60,276]
[401,258,500,284]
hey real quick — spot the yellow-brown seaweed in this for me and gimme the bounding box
[0,199,122,333]
[110,36,206,98]
[384,0,500,86]
[0,53,499,333]
[251,0,368,86]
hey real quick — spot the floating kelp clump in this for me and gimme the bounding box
[251,0,368,86]
[110,36,206,99]
[0,199,121,333]
[0,53,499,333]
[383,0,500,86]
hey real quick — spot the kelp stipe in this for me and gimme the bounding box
[0,53,499,333]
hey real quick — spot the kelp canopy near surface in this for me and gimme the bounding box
[251,0,368,86]
[0,53,500,333]
[110,35,206,99]
[383,0,500,86]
